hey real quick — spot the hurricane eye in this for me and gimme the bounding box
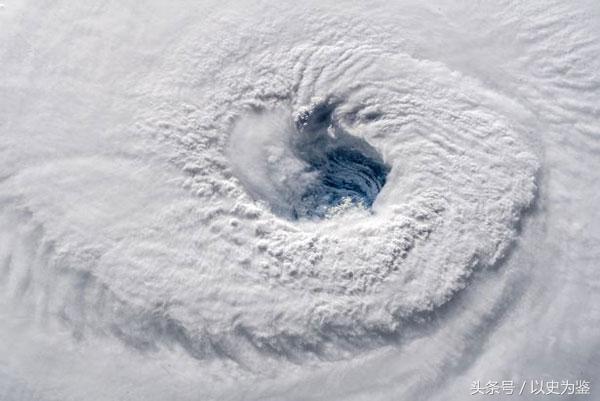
[290,103,389,219]
[228,100,390,220]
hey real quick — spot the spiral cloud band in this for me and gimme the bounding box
[0,1,598,400]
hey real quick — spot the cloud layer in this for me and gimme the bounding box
[0,1,598,400]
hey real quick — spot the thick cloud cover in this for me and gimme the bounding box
[0,1,598,400]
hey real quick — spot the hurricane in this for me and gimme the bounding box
[0,1,598,400]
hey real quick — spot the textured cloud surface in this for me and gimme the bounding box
[0,1,599,400]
